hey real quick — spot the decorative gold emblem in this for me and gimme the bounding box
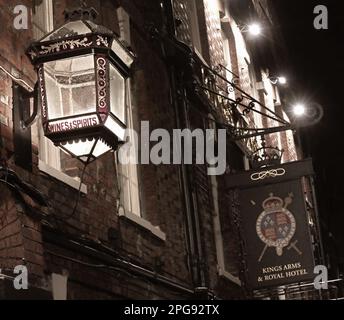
[256,193,302,262]
[250,168,286,181]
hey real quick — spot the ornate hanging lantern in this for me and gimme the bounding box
[27,6,134,163]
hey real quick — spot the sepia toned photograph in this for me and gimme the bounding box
[0,0,343,307]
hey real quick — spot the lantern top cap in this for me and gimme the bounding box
[40,3,114,42]
[64,6,99,22]
[64,5,98,22]
[40,19,113,42]
[27,4,134,69]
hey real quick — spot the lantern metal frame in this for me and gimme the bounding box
[27,11,134,163]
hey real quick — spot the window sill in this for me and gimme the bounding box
[118,210,166,241]
[194,47,208,67]
[218,268,241,287]
[38,160,87,194]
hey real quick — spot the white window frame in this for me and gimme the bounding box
[32,0,87,193]
[207,117,242,285]
[116,80,142,218]
[115,81,166,241]
[211,174,241,286]
[221,29,236,101]
[32,0,54,40]
[186,0,202,55]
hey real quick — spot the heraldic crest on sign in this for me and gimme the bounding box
[256,193,302,262]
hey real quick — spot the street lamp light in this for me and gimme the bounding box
[248,23,262,36]
[277,76,287,85]
[27,6,134,164]
[290,102,324,126]
[293,104,306,117]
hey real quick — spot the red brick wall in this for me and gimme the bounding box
[173,0,192,45]
[203,0,225,67]
[0,186,24,271]
[0,184,46,288]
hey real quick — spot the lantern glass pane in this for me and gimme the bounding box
[109,64,126,124]
[62,139,111,159]
[44,54,96,120]
[93,140,112,158]
[104,116,126,141]
[62,140,95,158]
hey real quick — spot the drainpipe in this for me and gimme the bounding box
[161,0,208,295]
[169,64,205,291]
[181,87,207,290]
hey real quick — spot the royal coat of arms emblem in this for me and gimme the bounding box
[256,193,301,262]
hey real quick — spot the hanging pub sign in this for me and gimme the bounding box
[226,159,316,290]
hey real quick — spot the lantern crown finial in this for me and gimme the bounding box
[64,3,99,22]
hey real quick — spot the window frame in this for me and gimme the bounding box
[32,0,54,40]
[186,0,203,55]
[116,81,142,218]
[114,86,166,240]
[32,0,87,193]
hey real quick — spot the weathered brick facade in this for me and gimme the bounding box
[0,0,297,300]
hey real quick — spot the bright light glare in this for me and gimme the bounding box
[278,76,287,85]
[293,104,306,116]
[248,23,261,36]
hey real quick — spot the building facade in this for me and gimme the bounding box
[0,0,329,300]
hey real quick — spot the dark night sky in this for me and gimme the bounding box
[272,0,344,262]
